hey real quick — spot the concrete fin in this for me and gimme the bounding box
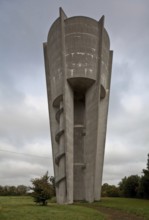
[107,50,113,89]
[98,15,105,25]
[59,7,67,19]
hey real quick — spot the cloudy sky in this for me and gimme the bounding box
[0,0,149,187]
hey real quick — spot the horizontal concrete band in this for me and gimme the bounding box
[74,163,86,169]
[74,125,86,136]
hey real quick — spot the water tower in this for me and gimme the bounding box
[43,8,113,204]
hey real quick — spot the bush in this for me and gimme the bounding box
[101,183,120,197]
[31,172,54,205]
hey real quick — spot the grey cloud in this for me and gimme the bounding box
[0,159,53,186]
[0,101,50,146]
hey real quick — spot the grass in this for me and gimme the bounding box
[0,196,104,220]
[1,196,149,220]
[90,197,149,219]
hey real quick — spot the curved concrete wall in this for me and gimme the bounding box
[47,18,63,103]
[47,15,111,96]
[65,17,99,83]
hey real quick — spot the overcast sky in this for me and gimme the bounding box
[0,0,149,187]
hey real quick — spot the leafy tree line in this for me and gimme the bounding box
[102,153,149,199]
[0,185,29,196]
[0,173,55,201]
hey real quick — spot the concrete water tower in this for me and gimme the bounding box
[43,8,113,204]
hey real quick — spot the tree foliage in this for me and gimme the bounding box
[50,176,56,196]
[139,154,149,199]
[119,175,140,198]
[31,172,55,205]
[101,183,119,197]
[0,185,29,196]
[102,153,149,199]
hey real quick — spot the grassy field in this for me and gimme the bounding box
[88,197,149,219]
[0,196,149,220]
[0,196,104,220]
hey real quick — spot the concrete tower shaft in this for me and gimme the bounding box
[43,8,113,204]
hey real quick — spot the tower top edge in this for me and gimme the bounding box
[48,15,106,34]
[65,15,100,22]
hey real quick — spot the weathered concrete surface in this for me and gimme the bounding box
[43,7,113,204]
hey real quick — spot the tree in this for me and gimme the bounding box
[119,176,127,197]
[119,175,140,198]
[101,183,119,197]
[139,154,149,199]
[9,186,17,196]
[0,185,28,196]
[50,176,56,196]
[16,185,28,195]
[31,172,54,205]
[147,154,149,170]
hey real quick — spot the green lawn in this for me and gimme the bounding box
[1,196,149,220]
[0,196,104,220]
[90,197,149,219]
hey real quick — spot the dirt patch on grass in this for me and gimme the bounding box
[98,206,144,220]
[88,206,145,220]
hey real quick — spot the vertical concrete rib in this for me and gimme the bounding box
[43,43,59,198]
[64,84,74,203]
[94,18,113,200]
[56,8,67,204]
[94,15,105,201]
[84,84,97,202]
[56,101,66,203]
[60,8,74,204]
